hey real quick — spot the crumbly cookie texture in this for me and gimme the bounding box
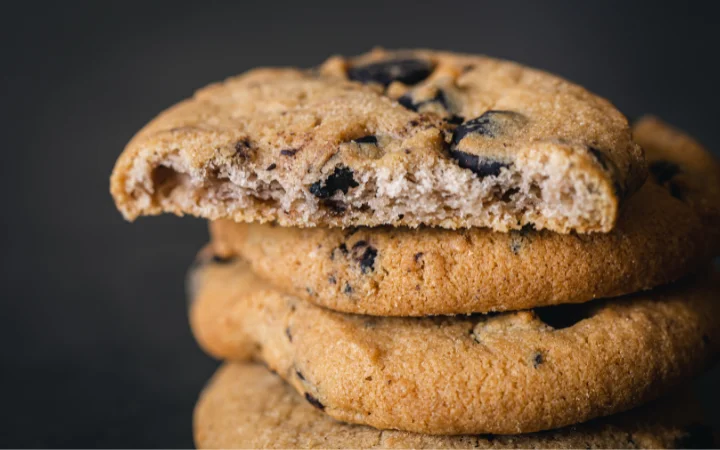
[111,48,645,233]
[194,363,714,449]
[209,117,717,316]
[188,252,720,435]
[633,115,720,247]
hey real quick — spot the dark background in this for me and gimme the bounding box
[2,0,719,447]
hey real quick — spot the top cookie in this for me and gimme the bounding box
[111,48,645,233]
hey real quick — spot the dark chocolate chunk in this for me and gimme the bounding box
[668,181,684,200]
[532,352,544,368]
[348,58,433,87]
[353,135,378,145]
[649,160,681,184]
[398,89,450,112]
[675,423,716,449]
[518,223,536,236]
[448,150,510,177]
[534,302,593,329]
[234,139,253,159]
[310,166,359,199]
[352,241,378,273]
[304,392,325,410]
[266,163,277,171]
[343,282,353,294]
[452,110,527,142]
[280,148,299,157]
[444,115,465,125]
[211,254,235,264]
[285,327,292,342]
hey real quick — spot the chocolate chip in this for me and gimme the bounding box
[353,135,378,145]
[449,150,510,178]
[328,275,337,284]
[266,163,277,171]
[347,58,433,86]
[534,303,593,329]
[285,327,292,342]
[280,148,299,157]
[343,282,353,294]
[352,241,378,273]
[675,424,715,449]
[649,160,681,184]
[304,392,325,410]
[324,199,347,216]
[295,370,305,381]
[444,115,465,125]
[398,89,450,112]
[510,223,535,253]
[668,181,684,200]
[234,139,253,159]
[211,254,235,264]
[310,166,359,199]
[532,352,544,368]
[452,110,527,142]
[414,252,424,262]
[330,243,348,261]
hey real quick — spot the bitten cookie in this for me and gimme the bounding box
[188,252,720,435]
[194,363,715,449]
[209,118,717,316]
[111,48,646,233]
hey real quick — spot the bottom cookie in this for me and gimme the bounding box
[194,363,714,449]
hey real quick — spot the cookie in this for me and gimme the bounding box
[633,115,720,247]
[111,48,646,233]
[188,253,720,435]
[209,184,706,316]
[209,118,717,316]
[194,363,714,449]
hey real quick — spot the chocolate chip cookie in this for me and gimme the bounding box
[111,49,645,233]
[194,363,715,449]
[188,252,720,435]
[209,117,717,316]
[633,115,720,248]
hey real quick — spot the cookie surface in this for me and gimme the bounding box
[633,115,720,247]
[209,118,717,316]
[188,253,720,435]
[111,48,645,233]
[194,363,714,449]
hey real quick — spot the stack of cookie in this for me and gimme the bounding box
[111,49,720,448]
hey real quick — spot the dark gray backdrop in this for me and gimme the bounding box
[2,0,719,447]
